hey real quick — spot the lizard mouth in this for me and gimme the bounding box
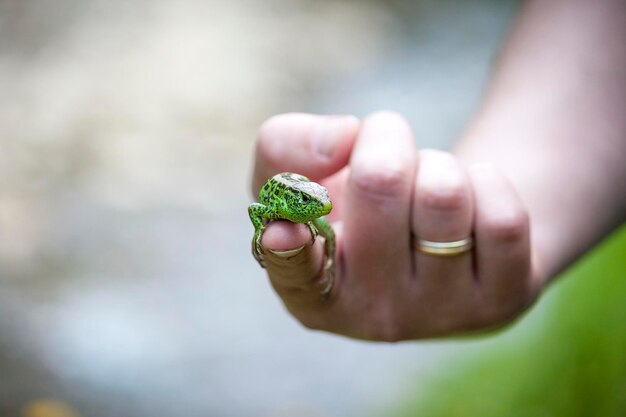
[322,201,333,215]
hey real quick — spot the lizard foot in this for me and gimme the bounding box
[320,257,334,299]
[251,238,266,268]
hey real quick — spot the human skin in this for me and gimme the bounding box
[249,0,626,341]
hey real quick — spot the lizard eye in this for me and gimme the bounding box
[301,194,310,203]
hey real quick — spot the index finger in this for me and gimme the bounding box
[251,113,359,194]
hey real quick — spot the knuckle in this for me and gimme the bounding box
[257,113,311,167]
[361,302,407,342]
[350,164,409,199]
[418,181,469,212]
[476,293,532,328]
[298,315,324,331]
[483,210,528,242]
[366,322,405,343]
[256,116,288,167]
[257,114,287,143]
[481,308,521,329]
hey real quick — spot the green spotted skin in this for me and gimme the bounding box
[248,172,335,280]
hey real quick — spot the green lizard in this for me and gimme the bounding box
[248,172,335,294]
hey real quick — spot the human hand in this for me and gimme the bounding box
[250,111,543,341]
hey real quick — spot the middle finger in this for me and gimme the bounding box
[343,111,417,293]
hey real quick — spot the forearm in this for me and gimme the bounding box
[454,0,626,279]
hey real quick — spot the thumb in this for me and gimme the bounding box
[261,220,337,309]
[251,113,359,194]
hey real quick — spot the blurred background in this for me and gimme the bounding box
[1,0,624,416]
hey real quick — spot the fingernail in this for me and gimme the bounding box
[268,245,306,258]
[314,115,359,159]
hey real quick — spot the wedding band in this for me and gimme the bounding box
[412,236,474,256]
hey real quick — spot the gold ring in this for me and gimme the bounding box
[412,236,474,256]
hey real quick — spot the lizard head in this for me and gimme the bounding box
[286,180,332,221]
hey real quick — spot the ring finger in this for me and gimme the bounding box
[412,150,475,300]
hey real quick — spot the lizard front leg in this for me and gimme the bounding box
[248,203,268,267]
[305,221,319,243]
